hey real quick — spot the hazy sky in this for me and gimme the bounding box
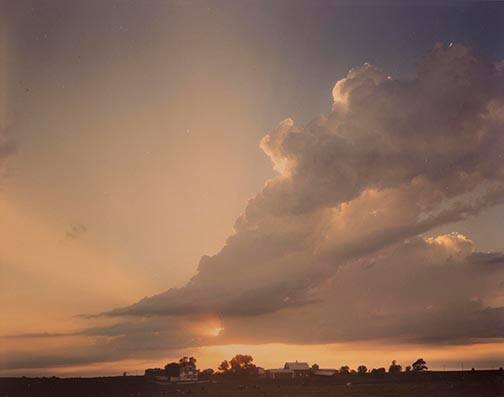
[1,0,504,376]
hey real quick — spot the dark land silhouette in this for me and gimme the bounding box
[1,369,503,397]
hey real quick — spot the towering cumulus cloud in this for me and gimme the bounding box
[4,44,503,371]
[108,45,504,330]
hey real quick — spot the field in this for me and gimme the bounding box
[1,371,503,397]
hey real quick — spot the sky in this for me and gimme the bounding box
[1,0,504,376]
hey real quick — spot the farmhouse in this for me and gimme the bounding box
[171,365,198,382]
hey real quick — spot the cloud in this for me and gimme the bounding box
[229,233,504,346]
[108,44,504,321]
[3,44,504,370]
[65,223,88,240]
[0,316,222,370]
[4,233,502,371]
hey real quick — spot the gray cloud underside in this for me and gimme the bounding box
[2,236,503,370]
[2,239,503,370]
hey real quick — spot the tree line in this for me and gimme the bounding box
[147,355,428,378]
[310,358,428,375]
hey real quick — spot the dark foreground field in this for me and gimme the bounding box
[1,371,503,397]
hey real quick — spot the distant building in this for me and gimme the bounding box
[284,361,311,377]
[267,361,312,379]
[313,369,337,377]
[144,368,170,383]
[146,363,198,383]
[171,365,198,382]
[267,368,295,379]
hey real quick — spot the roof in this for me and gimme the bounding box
[268,368,294,373]
[284,362,310,370]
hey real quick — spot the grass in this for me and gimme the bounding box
[1,371,503,397]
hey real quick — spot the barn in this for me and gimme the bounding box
[284,361,311,377]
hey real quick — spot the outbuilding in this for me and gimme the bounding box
[267,368,295,379]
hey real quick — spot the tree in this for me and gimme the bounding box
[311,363,319,371]
[371,367,386,376]
[179,356,197,369]
[164,362,180,378]
[339,365,350,374]
[218,354,257,376]
[229,354,257,375]
[200,368,214,378]
[218,360,230,373]
[357,365,368,375]
[412,358,428,372]
[388,360,402,374]
[405,365,411,372]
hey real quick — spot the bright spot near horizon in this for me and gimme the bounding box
[209,327,224,337]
